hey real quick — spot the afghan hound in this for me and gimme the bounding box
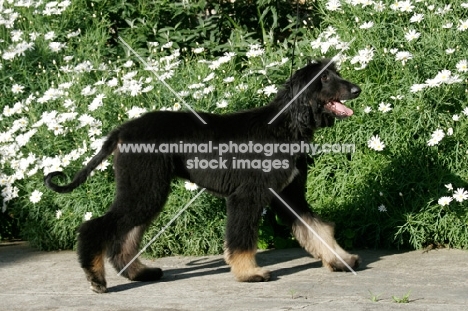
[45,59,361,293]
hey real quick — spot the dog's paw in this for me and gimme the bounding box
[324,254,360,272]
[235,268,271,282]
[90,281,107,293]
[349,254,360,269]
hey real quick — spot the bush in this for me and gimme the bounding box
[1,0,467,254]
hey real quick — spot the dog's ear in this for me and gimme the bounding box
[320,58,337,73]
[288,98,311,134]
[285,78,314,138]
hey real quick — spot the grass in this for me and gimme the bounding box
[392,291,412,303]
[368,290,383,302]
[368,289,411,303]
[288,289,298,299]
[1,0,468,254]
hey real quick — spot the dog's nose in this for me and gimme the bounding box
[351,86,361,96]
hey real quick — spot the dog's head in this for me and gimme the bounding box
[282,59,361,135]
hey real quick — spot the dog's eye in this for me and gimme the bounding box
[321,74,329,82]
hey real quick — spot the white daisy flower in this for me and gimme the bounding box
[325,0,341,11]
[262,85,277,96]
[246,44,265,58]
[84,212,93,221]
[456,60,467,72]
[184,181,198,191]
[11,29,23,42]
[223,77,235,83]
[126,106,147,119]
[172,103,181,111]
[203,73,215,82]
[216,100,228,108]
[378,102,392,113]
[427,129,445,146]
[432,129,445,140]
[390,95,404,100]
[462,107,468,116]
[177,90,190,98]
[49,42,66,52]
[81,85,97,96]
[398,0,414,12]
[410,84,426,93]
[29,190,43,204]
[11,84,24,94]
[438,196,452,206]
[367,135,385,151]
[395,51,413,65]
[360,21,374,29]
[96,160,110,171]
[457,19,468,31]
[405,29,420,41]
[193,47,204,54]
[442,22,453,29]
[410,13,424,23]
[44,31,56,40]
[162,41,173,49]
[122,60,134,68]
[453,188,468,202]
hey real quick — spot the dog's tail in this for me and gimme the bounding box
[44,129,120,193]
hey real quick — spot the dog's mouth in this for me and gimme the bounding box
[324,100,354,119]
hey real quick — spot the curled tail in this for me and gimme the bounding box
[44,130,120,193]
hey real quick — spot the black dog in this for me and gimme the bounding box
[45,59,361,293]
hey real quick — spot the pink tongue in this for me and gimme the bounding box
[330,101,353,117]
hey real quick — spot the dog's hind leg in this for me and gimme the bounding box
[224,187,271,282]
[106,155,172,285]
[77,216,111,293]
[78,154,172,293]
[77,212,160,293]
[78,208,165,293]
[107,222,164,282]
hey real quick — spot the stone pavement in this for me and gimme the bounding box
[1,242,467,310]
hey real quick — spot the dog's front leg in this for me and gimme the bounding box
[291,213,360,271]
[224,192,270,282]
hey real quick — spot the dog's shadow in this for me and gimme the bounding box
[107,248,377,293]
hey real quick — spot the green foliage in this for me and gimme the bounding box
[392,291,411,303]
[368,290,382,303]
[0,211,20,240]
[1,0,468,255]
[143,182,226,257]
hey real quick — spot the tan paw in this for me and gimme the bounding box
[235,267,271,282]
[324,254,360,272]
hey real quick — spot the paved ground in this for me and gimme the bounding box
[0,242,467,310]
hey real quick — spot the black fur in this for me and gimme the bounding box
[45,59,361,293]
